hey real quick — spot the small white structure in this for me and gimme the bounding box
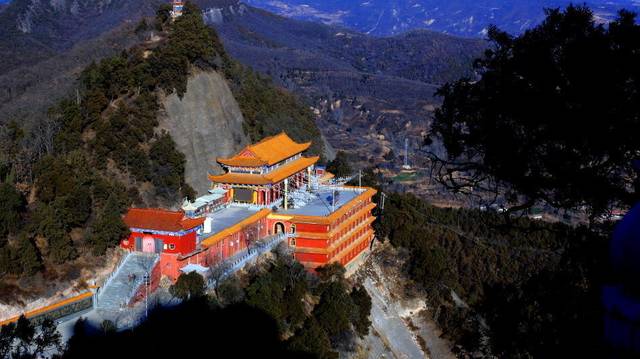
[180,263,209,277]
[182,188,228,217]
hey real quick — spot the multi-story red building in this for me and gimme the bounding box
[267,187,376,269]
[120,132,377,281]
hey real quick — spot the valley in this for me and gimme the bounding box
[245,0,639,37]
[205,1,484,202]
[0,1,632,358]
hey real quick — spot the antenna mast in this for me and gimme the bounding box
[402,138,411,170]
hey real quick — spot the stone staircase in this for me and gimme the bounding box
[96,252,159,310]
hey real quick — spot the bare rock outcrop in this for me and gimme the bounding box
[159,70,248,195]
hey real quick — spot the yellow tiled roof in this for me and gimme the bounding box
[209,156,319,186]
[218,132,312,167]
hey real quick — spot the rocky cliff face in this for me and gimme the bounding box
[159,70,248,195]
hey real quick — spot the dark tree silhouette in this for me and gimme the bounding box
[0,182,23,239]
[326,151,353,178]
[169,271,205,300]
[429,6,640,218]
[89,193,130,255]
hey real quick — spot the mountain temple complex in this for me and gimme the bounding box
[120,132,377,282]
[209,132,319,209]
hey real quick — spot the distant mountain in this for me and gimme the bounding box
[0,0,235,75]
[0,0,483,172]
[207,2,483,167]
[244,0,639,37]
[0,0,232,125]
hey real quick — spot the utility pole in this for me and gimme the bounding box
[284,178,289,210]
[332,187,336,212]
[358,169,362,188]
[380,192,386,212]
[144,271,149,318]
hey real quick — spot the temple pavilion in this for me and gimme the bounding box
[208,132,319,209]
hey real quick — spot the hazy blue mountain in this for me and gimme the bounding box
[206,2,483,166]
[244,0,640,37]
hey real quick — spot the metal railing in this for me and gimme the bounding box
[96,251,130,306]
[124,255,160,308]
[207,233,288,287]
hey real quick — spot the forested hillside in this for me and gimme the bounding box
[0,3,323,302]
[369,188,609,358]
[210,3,484,166]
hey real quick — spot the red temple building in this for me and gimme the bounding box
[121,208,204,255]
[209,132,319,208]
[268,186,377,269]
[120,132,376,282]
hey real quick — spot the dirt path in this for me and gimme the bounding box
[354,244,455,359]
[364,277,425,358]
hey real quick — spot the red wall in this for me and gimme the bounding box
[160,253,182,282]
[157,217,269,282]
[129,258,161,306]
[296,237,328,248]
[296,223,329,233]
[295,252,329,264]
[122,230,197,256]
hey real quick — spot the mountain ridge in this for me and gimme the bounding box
[207,1,483,168]
[244,0,639,37]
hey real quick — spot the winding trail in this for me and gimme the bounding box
[364,277,426,358]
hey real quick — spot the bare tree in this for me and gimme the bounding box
[206,251,231,299]
[33,116,60,157]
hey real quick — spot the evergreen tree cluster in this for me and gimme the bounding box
[375,191,609,357]
[221,55,325,157]
[429,6,640,218]
[62,257,371,358]
[0,315,62,358]
[215,258,371,358]
[326,151,353,179]
[169,271,205,300]
[0,3,226,279]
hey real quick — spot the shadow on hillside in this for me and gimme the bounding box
[62,298,314,358]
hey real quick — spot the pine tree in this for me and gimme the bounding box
[287,317,337,359]
[312,281,355,340]
[13,315,34,356]
[326,151,352,178]
[34,318,62,356]
[349,286,372,337]
[49,232,77,264]
[90,193,129,255]
[0,181,24,238]
[16,234,42,276]
[170,272,205,300]
[33,203,77,264]
[0,321,15,358]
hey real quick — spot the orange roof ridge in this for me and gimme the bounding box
[218,132,312,167]
[209,156,319,186]
[124,208,204,232]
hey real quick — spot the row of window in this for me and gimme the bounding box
[335,234,371,266]
[329,228,371,259]
[328,211,371,246]
[329,198,372,231]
